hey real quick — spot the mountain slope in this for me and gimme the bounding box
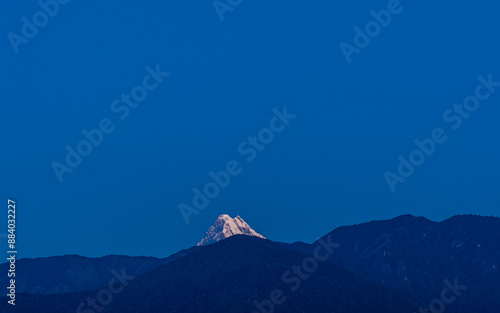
[316,214,500,313]
[109,236,416,312]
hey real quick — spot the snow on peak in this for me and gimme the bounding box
[197,214,265,246]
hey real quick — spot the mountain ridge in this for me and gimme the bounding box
[1,214,499,312]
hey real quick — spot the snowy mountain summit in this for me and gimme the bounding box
[197,214,265,246]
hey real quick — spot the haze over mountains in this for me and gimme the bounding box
[2,214,499,312]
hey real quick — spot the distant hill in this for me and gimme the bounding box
[0,246,200,295]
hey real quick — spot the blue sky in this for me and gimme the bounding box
[1,0,500,258]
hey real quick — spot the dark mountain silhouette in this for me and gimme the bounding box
[316,214,500,313]
[0,246,200,295]
[0,255,162,295]
[2,236,416,313]
[1,214,499,312]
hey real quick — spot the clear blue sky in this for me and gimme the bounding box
[1,0,500,258]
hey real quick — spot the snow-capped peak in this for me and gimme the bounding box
[197,214,265,246]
